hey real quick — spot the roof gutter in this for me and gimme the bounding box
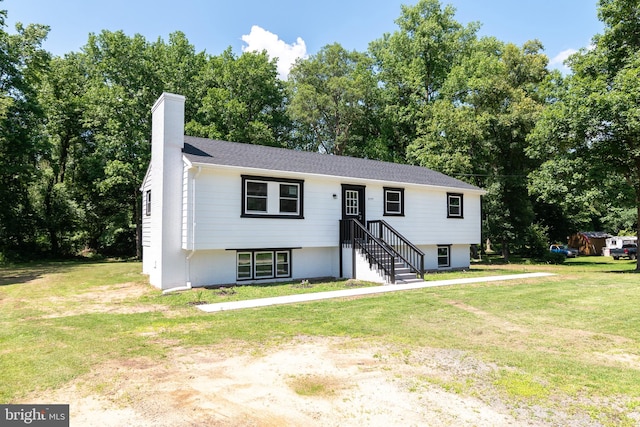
[185,160,487,195]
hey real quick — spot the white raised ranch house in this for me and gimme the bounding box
[141,93,485,291]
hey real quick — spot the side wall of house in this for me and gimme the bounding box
[181,165,191,250]
[141,167,152,275]
[185,167,481,250]
[418,244,471,271]
[381,190,481,246]
[187,167,342,249]
[186,247,340,287]
[181,165,480,286]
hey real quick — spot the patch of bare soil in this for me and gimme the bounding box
[40,282,165,318]
[22,336,618,426]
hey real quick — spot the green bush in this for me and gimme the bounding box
[521,223,550,258]
[540,251,566,264]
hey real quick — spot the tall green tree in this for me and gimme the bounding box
[35,53,88,254]
[149,31,207,123]
[39,29,293,258]
[530,0,640,269]
[0,6,50,258]
[37,30,208,258]
[187,48,288,147]
[409,38,549,259]
[287,43,382,157]
[369,0,479,159]
[80,30,164,256]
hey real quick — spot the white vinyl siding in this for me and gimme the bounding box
[186,247,339,287]
[184,166,482,251]
[414,244,471,271]
[141,167,152,247]
[182,165,190,248]
[380,189,481,246]
[188,169,337,250]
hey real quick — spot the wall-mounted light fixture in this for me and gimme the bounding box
[332,194,337,199]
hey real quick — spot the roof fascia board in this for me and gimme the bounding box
[139,163,152,191]
[185,157,487,195]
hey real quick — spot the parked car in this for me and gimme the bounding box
[549,244,578,258]
[610,244,637,260]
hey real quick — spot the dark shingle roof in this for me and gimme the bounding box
[183,136,482,192]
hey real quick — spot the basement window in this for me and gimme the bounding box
[437,245,450,268]
[236,249,292,281]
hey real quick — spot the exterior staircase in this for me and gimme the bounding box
[361,241,424,284]
[393,260,424,284]
[341,219,425,285]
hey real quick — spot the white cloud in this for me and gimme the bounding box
[549,48,577,74]
[241,25,307,80]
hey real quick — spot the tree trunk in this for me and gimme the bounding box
[44,178,60,255]
[502,239,510,262]
[58,133,71,184]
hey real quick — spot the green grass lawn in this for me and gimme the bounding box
[1,256,639,425]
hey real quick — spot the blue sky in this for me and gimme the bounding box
[5,0,603,77]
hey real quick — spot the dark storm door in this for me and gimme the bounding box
[342,184,366,224]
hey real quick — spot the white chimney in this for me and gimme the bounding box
[148,93,187,290]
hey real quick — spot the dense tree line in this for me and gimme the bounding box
[0,0,638,269]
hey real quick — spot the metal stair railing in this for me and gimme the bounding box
[340,219,397,284]
[367,220,425,277]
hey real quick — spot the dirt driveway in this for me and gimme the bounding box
[24,334,603,426]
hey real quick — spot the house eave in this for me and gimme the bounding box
[139,163,152,191]
[184,156,487,195]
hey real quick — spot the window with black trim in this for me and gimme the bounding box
[236,249,292,280]
[145,190,151,216]
[437,245,450,267]
[384,187,404,216]
[276,251,290,276]
[242,175,304,218]
[447,193,463,218]
[237,252,252,280]
[246,181,268,212]
[279,183,299,213]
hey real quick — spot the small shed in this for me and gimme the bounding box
[568,231,612,256]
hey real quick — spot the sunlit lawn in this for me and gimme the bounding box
[1,256,639,424]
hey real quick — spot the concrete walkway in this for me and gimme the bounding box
[197,272,554,313]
